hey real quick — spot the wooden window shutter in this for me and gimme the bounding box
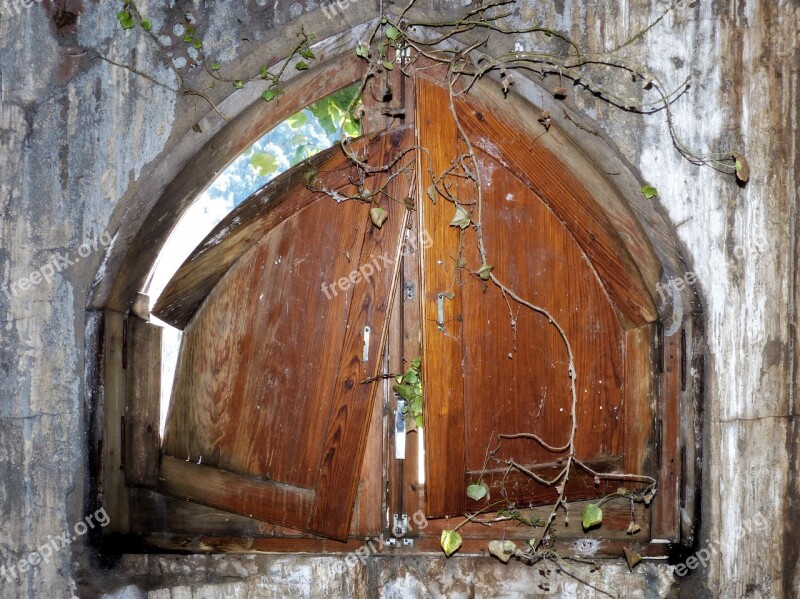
[150,127,414,540]
[415,76,660,519]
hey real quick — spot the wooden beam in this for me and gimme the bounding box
[124,316,162,488]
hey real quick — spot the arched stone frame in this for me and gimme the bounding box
[88,17,703,553]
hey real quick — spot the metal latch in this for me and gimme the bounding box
[393,513,409,537]
[362,326,371,362]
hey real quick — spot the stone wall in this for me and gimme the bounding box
[0,1,797,597]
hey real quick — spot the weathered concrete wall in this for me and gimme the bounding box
[0,0,797,598]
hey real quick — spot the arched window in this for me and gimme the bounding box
[95,55,700,556]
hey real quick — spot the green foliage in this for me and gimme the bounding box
[287,112,309,130]
[466,483,488,501]
[262,89,283,102]
[581,503,603,530]
[440,530,462,556]
[641,184,658,199]
[385,25,401,40]
[306,85,362,138]
[233,80,245,90]
[394,357,423,428]
[117,10,135,29]
[250,152,279,177]
[140,18,152,31]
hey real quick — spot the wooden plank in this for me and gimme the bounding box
[624,325,657,476]
[465,77,664,299]
[400,211,425,524]
[153,137,373,330]
[651,329,681,540]
[101,309,130,533]
[158,456,314,531]
[680,315,704,545]
[133,533,668,558]
[160,163,372,484]
[458,151,626,471]
[415,75,468,517]
[456,84,658,328]
[125,316,162,487]
[309,130,413,539]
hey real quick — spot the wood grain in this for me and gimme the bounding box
[154,136,374,330]
[101,310,130,533]
[652,329,682,541]
[159,127,414,540]
[415,75,468,517]
[124,316,161,488]
[309,130,413,539]
[158,456,314,531]
[457,88,658,329]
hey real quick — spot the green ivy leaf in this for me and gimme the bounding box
[182,34,193,43]
[210,63,221,71]
[488,540,517,563]
[641,184,658,199]
[450,204,471,229]
[581,504,603,530]
[356,44,369,59]
[382,60,394,71]
[193,39,202,49]
[262,89,277,102]
[295,60,309,71]
[466,483,487,501]
[117,10,135,29]
[260,64,269,79]
[385,25,400,40]
[300,48,315,60]
[476,263,494,281]
[393,383,414,401]
[233,80,245,90]
[140,19,152,32]
[370,206,389,228]
[440,530,462,557]
[186,25,195,35]
[734,154,750,183]
[411,357,421,370]
[250,152,280,177]
[287,112,309,130]
[342,118,360,138]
